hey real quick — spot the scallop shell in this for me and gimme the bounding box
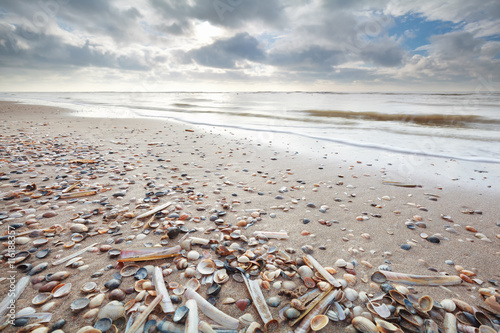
[51,283,72,298]
[310,315,329,331]
[352,316,378,333]
[197,259,216,275]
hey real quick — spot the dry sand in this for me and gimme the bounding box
[0,101,499,332]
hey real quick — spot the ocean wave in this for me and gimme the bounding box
[304,110,500,127]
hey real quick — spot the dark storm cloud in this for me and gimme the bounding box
[189,32,265,68]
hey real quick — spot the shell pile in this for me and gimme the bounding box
[0,115,499,333]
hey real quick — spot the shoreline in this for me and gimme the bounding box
[0,101,499,332]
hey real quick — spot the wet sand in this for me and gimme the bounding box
[0,101,499,332]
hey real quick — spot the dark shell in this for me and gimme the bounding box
[16,263,32,273]
[206,283,221,297]
[39,281,60,293]
[51,319,66,330]
[173,305,189,323]
[104,278,121,290]
[166,227,180,239]
[36,248,51,259]
[134,267,148,280]
[94,317,112,332]
[108,289,126,301]
[28,262,48,276]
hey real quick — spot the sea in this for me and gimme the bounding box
[1,91,500,164]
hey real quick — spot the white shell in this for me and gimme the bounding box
[196,259,216,275]
[344,288,359,302]
[440,299,456,312]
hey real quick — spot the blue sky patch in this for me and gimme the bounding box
[389,13,460,53]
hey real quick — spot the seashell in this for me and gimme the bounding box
[97,300,125,321]
[94,317,113,332]
[109,289,126,301]
[389,290,407,305]
[104,278,121,290]
[418,295,433,312]
[108,249,121,257]
[185,278,201,291]
[71,233,84,242]
[440,299,456,312]
[374,318,403,333]
[120,264,139,277]
[70,297,90,312]
[335,259,348,267]
[266,296,281,307]
[134,267,148,280]
[478,326,496,333]
[29,262,48,276]
[344,288,358,302]
[47,271,70,281]
[36,248,51,259]
[187,250,200,261]
[297,265,314,279]
[484,295,500,312]
[423,319,440,333]
[39,281,60,293]
[311,314,329,331]
[206,283,221,297]
[214,269,229,284]
[82,308,99,319]
[303,276,316,288]
[453,298,476,314]
[89,293,105,308]
[32,293,52,305]
[317,281,331,292]
[173,305,189,323]
[235,298,251,311]
[326,309,339,322]
[51,283,72,298]
[184,267,196,278]
[352,316,378,332]
[238,313,255,326]
[343,273,356,285]
[442,312,457,333]
[197,259,216,275]
[70,223,88,233]
[76,326,101,333]
[285,308,301,320]
[81,281,97,293]
[15,237,31,245]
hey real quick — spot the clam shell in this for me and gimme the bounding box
[374,318,403,333]
[47,271,70,281]
[89,293,106,308]
[97,300,125,321]
[440,299,456,312]
[197,259,216,275]
[185,278,201,291]
[70,297,90,312]
[51,283,72,298]
[478,326,497,333]
[352,316,378,333]
[94,317,112,332]
[344,287,358,302]
[32,293,52,305]
[82,308,99,319]
[484,295,500,312]
[310,315,329,331]
[81,281,97,293]
[297,265,314,279]
[418,295,433,312]
[214,269,229,284]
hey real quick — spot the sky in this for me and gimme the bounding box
[0,0,499,92]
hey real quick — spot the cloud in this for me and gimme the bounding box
[0,0,499,91]
[188,32,265,68]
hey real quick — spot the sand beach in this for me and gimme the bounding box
[0,101,499,332]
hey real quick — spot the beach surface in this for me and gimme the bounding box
[0,101,499,332]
